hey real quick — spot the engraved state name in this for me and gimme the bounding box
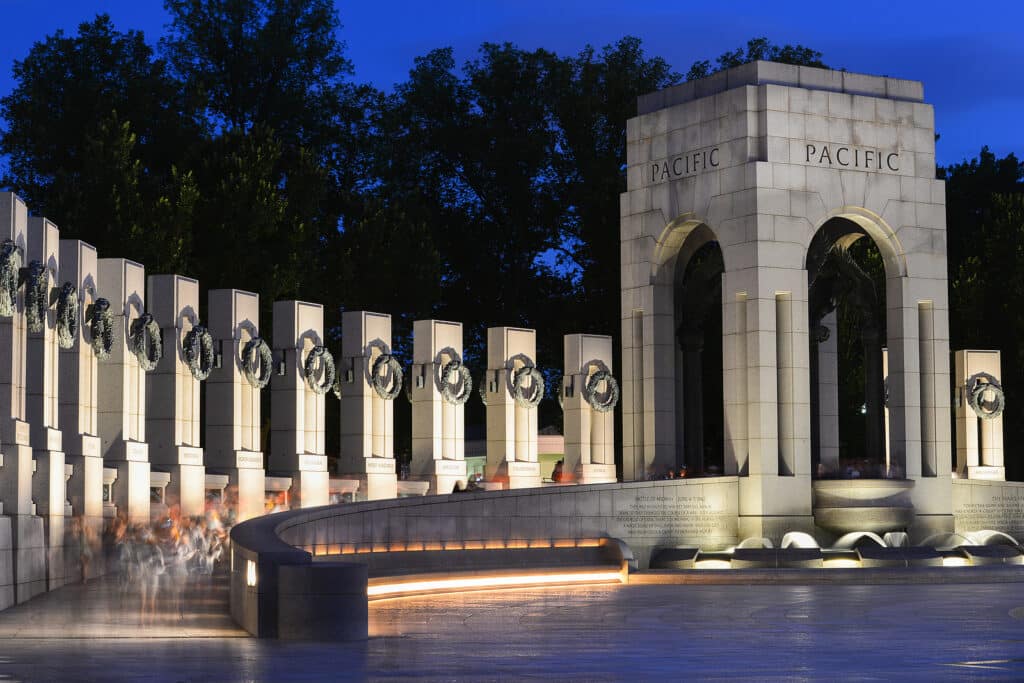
[803,143,900,172]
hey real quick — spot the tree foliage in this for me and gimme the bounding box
[2,12,1021,475]
[686,37,827,80]
[943,148,1024,478]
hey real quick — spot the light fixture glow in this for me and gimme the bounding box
[943,556,970,567]
[367,570,623,598]
[693,559,732,569]
[246,559,257,587]
[823,558,861,568]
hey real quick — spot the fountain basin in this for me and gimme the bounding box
[813,478,915,535]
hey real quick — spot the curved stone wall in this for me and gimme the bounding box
[230,477,739,638]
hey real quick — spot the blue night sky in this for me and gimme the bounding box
[0,0,1020,166]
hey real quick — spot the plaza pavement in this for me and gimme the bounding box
[0,571,1023,680]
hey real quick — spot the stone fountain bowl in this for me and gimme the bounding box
[812,478,915,535]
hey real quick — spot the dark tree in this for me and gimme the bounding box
[686,37,828,80]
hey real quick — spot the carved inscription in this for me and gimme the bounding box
[648,146,720,184]
[803,143,899,172]
[956,493,1024,537]
[615,494,731,538]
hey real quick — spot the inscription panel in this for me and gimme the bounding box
[954,486,1024,540]
[610,492,735,544]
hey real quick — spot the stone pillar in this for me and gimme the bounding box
[0,193,45,604]
[269,301,328,508]
[26,217,67,589]
[954,350,1005,481]
[563,334,617,484]
[817,312,840,469]
[484,327,541,489]
[727,268,814,541]
[680,331,704,473]
[410,319,467,494]
[59,239,103,574]
[97,258,149,524]
[882,347,891,471]
[206,289,266,522]
[146,275,206,517]
[339,311,398,500]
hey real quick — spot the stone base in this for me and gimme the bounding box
[106,440,149,463]
[67,449,103,520]
[228,465,266,523]
[0,418,30,449]
[340,458,397,501]
[738,515,817,546]
[162,461,206,517]
[908,513,955,544]
[0,516,13,609]
[577,463,617,485]
[420,459,466,495]
[32,449,65,518]
[507,461,542,490]
[0,443,34,517]
[13,514,45,604]
[108,458,150,524]
[42,516,66,590]
[286,470,329,509]
[966,466,1005,482]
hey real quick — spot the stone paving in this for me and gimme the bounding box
[1,573,1024,680]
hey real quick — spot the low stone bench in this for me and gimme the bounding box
[857,546,942,568]
[957,545,1024,566]
[730,548,824,569]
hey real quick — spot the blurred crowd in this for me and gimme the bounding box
[103,504,232,623]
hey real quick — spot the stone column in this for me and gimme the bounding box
[206,289,266,522]
[269,301,328,508]
[97,258,149,524]
[0,193,45,604]
[817,312,840,470]
[410,319,467,494]
[339,311,398,500]
[26,217,67,589]
[59,240,103,572]
[484,327,541,489]
[563,334,617,484]
[146,275,206,517]
[954,350,1005,481]
[727,267,814,541]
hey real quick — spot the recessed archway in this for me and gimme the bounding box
[807,217,890,478]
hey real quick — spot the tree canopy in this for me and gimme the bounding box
[0,7,1019,475]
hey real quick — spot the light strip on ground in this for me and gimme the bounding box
[367,570,624,597]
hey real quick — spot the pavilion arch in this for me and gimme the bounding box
[804,206,908,280]
[647,215,729,477]
[651,214,726,286]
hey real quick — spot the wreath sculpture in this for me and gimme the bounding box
[89,298,114,360]
[130,313,162,371]
[0,239,21,317]
[23,260,48,334]
[241,337,273,389]
[332,370,343,399]
[583,369,620,413]
[439,359,473,406]
[478,376,490,406]
[303,345,335,395]
[403,364,414,402]
[370,353,403,400]
[967,372,1005,420]
[511,364,545,409]
[183,324,215,381]
[554,374,565,410]
[56,282,78,349]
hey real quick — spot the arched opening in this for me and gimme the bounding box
[672,235,724,476]
[807,217,889,479]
